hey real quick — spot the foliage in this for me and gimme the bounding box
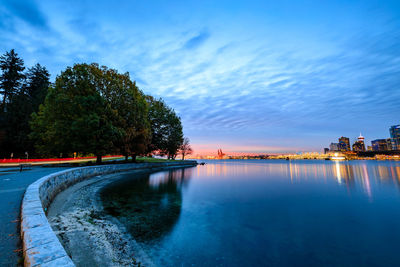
[146,96,184,159]
[25,63,50,113]
[0,50,51,158]
[97,65,150,161]
[0,51,52,158]
[0,49,188,162]
[30,64,121,162]
[0,49,25,110]
[180,137,193,160]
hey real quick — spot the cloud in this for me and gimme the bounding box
[1,0,399,153]
[2,0,48,30]
[183,30,211,50]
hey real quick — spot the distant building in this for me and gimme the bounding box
[217,149,226,159]
[329,143,340,151]
[352,133,365,152]
[390,125,400,150]
[371,139,389,151]
[324,148,329,154]
[386,138,393,151]
[338,136,350,151]
[367,146,373,151]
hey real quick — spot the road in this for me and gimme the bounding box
[0,166,70,266]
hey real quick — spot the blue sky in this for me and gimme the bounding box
[1,0,400,154]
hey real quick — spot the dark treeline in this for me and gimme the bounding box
[0,49,191,163]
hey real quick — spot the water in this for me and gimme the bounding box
[100,160,400,266]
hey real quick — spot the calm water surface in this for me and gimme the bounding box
[100,160,400,266]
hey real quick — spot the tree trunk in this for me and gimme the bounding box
[182,153,185,160]
[131,154,137,163]
[125,155,128,162]
[2,92,6,111]
[96,155,102,164]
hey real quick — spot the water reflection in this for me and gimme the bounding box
[101,161,400,266]
[200,160,400,199]
[100,167,194,243]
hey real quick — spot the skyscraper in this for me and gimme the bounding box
[386,138,393,151]
[371,139,389,151]
[330,143,339,151]
[390,125,400,150]
[338,136,350,151]
[352,133,365,152]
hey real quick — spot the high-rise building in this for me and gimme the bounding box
[390,125,400,150]
[329,143,340,151]
[353,133,365,152]
[324,148,329,154]
[386,138,393,151]
[371,139,389,151]
[338,136,350,151]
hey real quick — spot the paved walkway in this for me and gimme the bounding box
[0,166,70,266]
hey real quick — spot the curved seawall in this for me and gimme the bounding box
[20,161,197,267]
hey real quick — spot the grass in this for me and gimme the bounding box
[135,157,176,163]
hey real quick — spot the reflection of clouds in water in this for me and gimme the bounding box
[149,167,194,189]
[199,160,400,199]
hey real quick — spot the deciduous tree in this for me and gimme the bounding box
[180,137,193,160]
[146,96,183,159]
[98,66,150,161]
[30,64,121,163]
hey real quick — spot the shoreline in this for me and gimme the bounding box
[47,170,157,266]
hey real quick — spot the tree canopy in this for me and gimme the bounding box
[0,49,25,110]
[0,49,189,162]
[0,50,50,158]
[147,96,183,159]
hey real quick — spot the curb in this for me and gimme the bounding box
[20,161,197,266]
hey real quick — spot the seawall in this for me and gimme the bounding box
[20,161,197,266]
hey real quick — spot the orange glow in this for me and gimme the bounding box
[190,143,306,156]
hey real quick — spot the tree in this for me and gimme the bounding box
[165,110,183,159]
[98,65,150,162]
[24,63,50,113]
[146,96,169,154]
[180,137,193,160]
[0,49,26,158]
[0,49,25,111]
[4,63,50,157]
[30,63,121,163]
[146,96,183,159]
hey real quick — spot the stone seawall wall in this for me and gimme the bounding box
[20,161,197,267]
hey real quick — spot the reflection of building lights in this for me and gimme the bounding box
[335,161,342,184]
[362,165,372,199]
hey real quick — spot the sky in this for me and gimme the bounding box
[1,0,400,155]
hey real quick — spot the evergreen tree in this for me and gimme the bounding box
[0,49,26,158]
[3,63,51,157]
[0,49,25,111]
[24,63,50,112]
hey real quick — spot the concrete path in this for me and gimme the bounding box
[0,166,70,266]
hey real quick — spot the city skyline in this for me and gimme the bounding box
[1,0,400,154]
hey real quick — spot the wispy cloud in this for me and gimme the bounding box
[1,0,399,153]
[183,30,211,50]
[2,0,48,29]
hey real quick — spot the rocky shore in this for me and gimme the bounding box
[47,172,156,266]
